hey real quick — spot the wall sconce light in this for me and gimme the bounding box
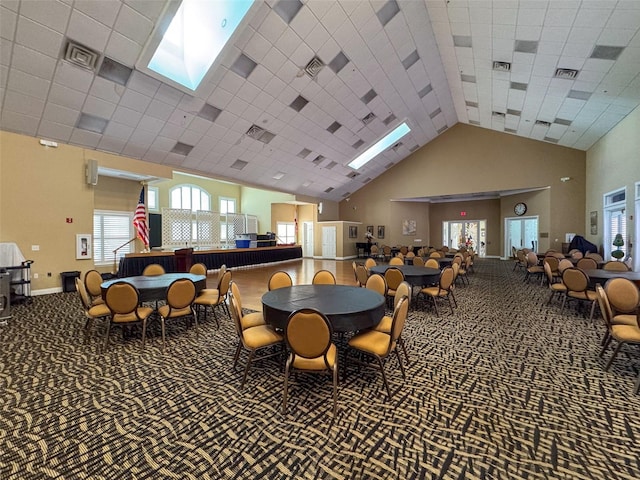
[39,139,58,147]
[560,177,571,182]
[318,202,323,214]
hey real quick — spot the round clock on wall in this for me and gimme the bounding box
[514,202,527,216]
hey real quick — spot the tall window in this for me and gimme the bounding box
[147,186,159,212]
[170,184,210,212]
[220,197,237,243]
[220,197,236,214]
[277,222,295,245]
[603,188,627,260]
[93,211,133,264]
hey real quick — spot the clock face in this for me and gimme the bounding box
[514,202,527,216]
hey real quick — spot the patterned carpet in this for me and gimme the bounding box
[1,259,639,479]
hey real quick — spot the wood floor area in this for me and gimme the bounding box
[208,258,357,311]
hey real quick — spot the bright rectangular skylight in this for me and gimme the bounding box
[147,0,254,91]
[348,122,411,170]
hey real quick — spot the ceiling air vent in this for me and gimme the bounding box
[391,142,403,152]
[535,120,552,127]
[555,68,579,79]
[230,159,248,170]
[492,61,511,72]
[245,124,275,144]
[312,155,325,165]
[304,56,324,78]
[324,187,334,193]
[492,111,506,118]
[64,39,100,71]
[347,171,360,179]
[362,112,376,125]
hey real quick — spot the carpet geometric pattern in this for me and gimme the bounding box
[1,259,639,479]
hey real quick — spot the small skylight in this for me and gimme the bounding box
[348,122,411,170]
[147,0,254,91]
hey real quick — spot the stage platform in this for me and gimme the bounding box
[118,246,303,277]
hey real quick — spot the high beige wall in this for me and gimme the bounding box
[339,123,586,254]
[241,186,295,233]
[271,203,297,239]
[585,105,640,252]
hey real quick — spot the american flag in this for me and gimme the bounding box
[133,187,149,248]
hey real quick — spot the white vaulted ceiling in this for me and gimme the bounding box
[1,0,639,202]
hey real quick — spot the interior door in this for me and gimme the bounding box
[505,217,538,257]
[321,226,336,259]
[303,222,314,258]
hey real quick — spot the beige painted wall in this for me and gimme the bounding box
[585,105,640,252]
[271,203,297,239]
[340,124,586,254]
[242,186,295,233]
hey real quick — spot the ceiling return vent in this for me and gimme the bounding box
[535,120,552,127]
[64,39,100,71]
[304,56,325,78]
[554,68,579,79]
[362,112,376,125]
[492,61,511,72]
[245,125,275,144]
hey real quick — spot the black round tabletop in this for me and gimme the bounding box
[580,269,640,286]
[369,265,440,287]
[101,273,207,302]
[261,285,385,333]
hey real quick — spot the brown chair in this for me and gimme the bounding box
[189,263,207,275]
[570,250,583,260]
[355,264,370,287]
[157,279,198,352]
[524,251,544,284]
[312,270,336,285]
[412,256,424,267]
[365,273,387,297]
[268,271,293,291]
[84,269,105,306]
[382,245,392,261]
[384,267,404,307]
[369,245,380,260]
[561,268,597,321]
[229,281,266,330]
[600,278,640,349]
[595,284,640,392]
[193,269,232,327]
[457,255,472,286]
[514,249,527,272]
[103,281,154,351]
[283,308,338,416]
[229,289,283,389]
[142,263,166,276]
[364,257,377,269]
[543,256,560,282]
[389,257,404,266]
[558,258,573,274]
[400,246,408,256]
[544,260,566,305]
[585,252,604,263]
[373,281,411,363]
[576,257,598,270]
[429,251,442,258]
[347,296,409,399]
[75,277,110,337]
[418,267,455,316]
[603,261,630,272]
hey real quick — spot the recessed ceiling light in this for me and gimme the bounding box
[377,0,400,27]
[198,103,222,122]
[289,95,309,112]
[230,53,257,79]
[171,141,194,155]
[510,82,528,91]
[429,108,441,119]
[383,114,397,126]
[514,40,538,54]
[469,120,481,125]
[590,45,624,60]
[418,84,432,98]
[327,121,341,134]
[324,187,334,193]
[453,36,472,48]
[273,171,285,180]
[146,0,254,91]
[98,57,132,85]
[505,128,517,133]
[352,139,365,149]
[568,90,592,100]
[554,118,572,126]
[402,50,419,70]
[437,125,448,134]
[465,100,478,108]
[231,159,248,170]
[273,0,303,23]
[328,51,349,74]
[77,113,108,134]
[348,122,411,170]
[312,155,325,165]
[361,89,377,104]
[544,137,559,143]
[507,109,521,116]
[461,74,476,83]
[297,148,312,158]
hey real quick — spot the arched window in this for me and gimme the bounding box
[169,184,210,212]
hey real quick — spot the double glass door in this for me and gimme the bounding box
[443,220,486,256]
[505,217,538,256]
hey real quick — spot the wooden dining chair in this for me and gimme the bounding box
[389,257,404,266]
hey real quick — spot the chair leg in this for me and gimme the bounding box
[377,356,392,400]
[103,321,112,351]
[599,335,613,356]
[447,295,454,315]
[588,300,596,322]
[605,343,623,371]
[395,349,406,380]
[241,350,256,389]
[282,361,290,414]
[161,317,167,353]
[399,337,409,365]
[431,295,439,316]
[233,342,242,368]
[634,373,640,395]
[141,320,147,349]
[560,295,567,313]
[332,365,338,417]
[191,308,198,340]
[450,289,457,308]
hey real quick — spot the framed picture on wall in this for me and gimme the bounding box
[377,226,385,239]
[367,225,374,235]
[349,225,358,238]
[76,234,92,259]
[590,211,598,235]
[402,219,416,235]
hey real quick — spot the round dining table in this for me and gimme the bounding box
[261,284,385,333]
[100,273,207,303]
[369,265,441,287]
[580,269,640,287]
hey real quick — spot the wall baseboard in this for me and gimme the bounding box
[32,287,63,296]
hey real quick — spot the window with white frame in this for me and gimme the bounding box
[277,222,296,245]
[93,210,133,264]
[603,188,627,260]
[147,186,159,212]
[220,197,236,214]
[170,184,210,212]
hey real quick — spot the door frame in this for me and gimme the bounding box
[504,215,539,259]
[302,221,314,258]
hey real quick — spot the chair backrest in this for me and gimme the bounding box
[216,264,227,285]
[312,270,336,285]
[543,261,554,285]
[416,248,424,257]
[512,246,518,258]
[105,282,140,315]
[370,245,379,254]
[84,270,103,297]
[390,296,410,345]
[383,246,391,255]
[595,284,613,328]
[229,281,246,314]
[365,273,387,296]
[75,277,92,310]
[562,268,589,292]
[406,251,415,258]
[571,250,583,259]
[384,267,404,290]
[439,267,455,290]
[441,246,449,252]
[189,263,207,275]
[451,262,459,280]
[516,250,527,265]
[425,258,439,269]
[526,251,538,267]
[355,265,369,287]
[285,308,333,364]
[166,279,196,310]
[364,258,377,268]
[268,271,293,290]
[429,251,442,258]
[585,252,604,263]
[389,257,404,266]
[218,270,232,295]
[558,259,573,273]
[602,261,630,272]
[412,256,425,266]
[451,256,462,267]
[576,257,598,270]
[543,256,559,272]
[552,252,565,259]
[228,289,244,337]
[605,278,640,314]
[142,263,165,276]
[394,281,411,309]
